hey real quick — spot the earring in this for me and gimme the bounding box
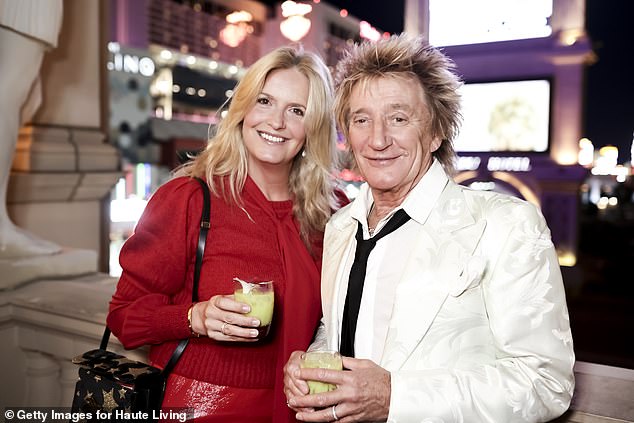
[301,149,307,158]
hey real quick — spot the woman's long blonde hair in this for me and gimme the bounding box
[177,46,339,246]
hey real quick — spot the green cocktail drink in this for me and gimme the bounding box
[233,279,274,339]
[300,351,343,394]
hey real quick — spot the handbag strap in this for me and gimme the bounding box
[161,176,210,376]
[101,176,212,378]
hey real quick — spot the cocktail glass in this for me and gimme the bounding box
[233,278,274,339]
[299,351,343,394]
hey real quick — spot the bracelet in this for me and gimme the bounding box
[187,304,200,338]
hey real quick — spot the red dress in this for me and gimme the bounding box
[107,176,324,422]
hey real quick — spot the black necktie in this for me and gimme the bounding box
[340,208,411,357]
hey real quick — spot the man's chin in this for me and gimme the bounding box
[365,179,399,192]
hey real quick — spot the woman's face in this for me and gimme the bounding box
[242,67,309,176]
[347,76,440,198]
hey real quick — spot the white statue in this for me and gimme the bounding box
[0,0,64,258]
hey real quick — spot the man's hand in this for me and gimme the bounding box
[288,356,391,422]
[283,350,314,413]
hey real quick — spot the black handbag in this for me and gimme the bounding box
[70,177,211,422]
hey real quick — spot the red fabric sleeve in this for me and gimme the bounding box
[334,187,351,209]
[309,188,350,273]
[107,178,201,349]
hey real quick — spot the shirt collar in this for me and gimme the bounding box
[402,159,449,226]
[349,159,449,230]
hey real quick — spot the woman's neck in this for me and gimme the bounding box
[248,166,291,201]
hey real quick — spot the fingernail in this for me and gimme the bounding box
[251,330,259,337]
[288,398,296,406]
[252,319,260,326]
[242,305,251,313]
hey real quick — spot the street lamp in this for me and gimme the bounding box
[220,10,253,47]
[280,1,312,42]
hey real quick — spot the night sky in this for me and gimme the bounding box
[323,0,405,34]
[323,0,634,164]
[584,0,634,163]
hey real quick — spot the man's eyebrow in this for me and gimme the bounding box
[350,104,414,114]
[349,106,370,115]
[386,103,413,112]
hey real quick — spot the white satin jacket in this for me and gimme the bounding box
[312,163,575,422]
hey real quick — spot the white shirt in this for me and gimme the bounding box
[337,160,449,362]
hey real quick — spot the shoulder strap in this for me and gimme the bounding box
[191,176,211,299]
[101,177,212,378]
[161,177,211,376]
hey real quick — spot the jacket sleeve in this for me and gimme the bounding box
[388,200,575,423]
[308,320,328,352]
[106,178,202,349]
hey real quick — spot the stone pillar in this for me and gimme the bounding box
[23,351,60,406]
[550,61,588,165]
[404,0,429,37]
[59,357,80,408]
[539,176,587,264]
[6,0,120,284]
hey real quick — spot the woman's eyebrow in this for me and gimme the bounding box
[260,91,306,108]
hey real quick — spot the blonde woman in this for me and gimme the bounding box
[108,46,346,422]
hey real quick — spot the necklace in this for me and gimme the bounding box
[367,203,376,236]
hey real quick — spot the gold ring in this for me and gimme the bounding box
[220,322,228,335]
[331,405,338,421]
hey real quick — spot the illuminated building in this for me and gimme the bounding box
[402,0,595,266]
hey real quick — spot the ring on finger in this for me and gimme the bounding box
[331,405,338,421]
[220,322,229,335]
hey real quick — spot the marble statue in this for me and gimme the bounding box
[0,0,64,259]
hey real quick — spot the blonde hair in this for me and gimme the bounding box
[177,46,339,246]
[333,34,462,174]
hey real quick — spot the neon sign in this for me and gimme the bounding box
[457,156,532,172]
[107,42,155,77]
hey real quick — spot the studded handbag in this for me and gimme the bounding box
[70,177,210,422]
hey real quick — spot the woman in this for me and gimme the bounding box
[107,46,343,422]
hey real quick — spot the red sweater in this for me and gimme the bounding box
[107,176,323,389]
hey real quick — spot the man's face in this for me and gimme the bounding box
[347,76,441,198]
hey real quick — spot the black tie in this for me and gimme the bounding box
[340,208,411,357]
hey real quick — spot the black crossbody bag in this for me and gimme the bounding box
[70,177,210,422]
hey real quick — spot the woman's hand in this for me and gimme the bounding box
[288,356,391,422]
[190,295,261,342]
[283,351,314,413]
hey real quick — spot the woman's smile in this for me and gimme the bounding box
[257,130,287,144]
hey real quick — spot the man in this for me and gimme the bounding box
[283,34,575,422]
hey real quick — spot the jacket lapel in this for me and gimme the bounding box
[380,182,487,370]
[321,209,357,351]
